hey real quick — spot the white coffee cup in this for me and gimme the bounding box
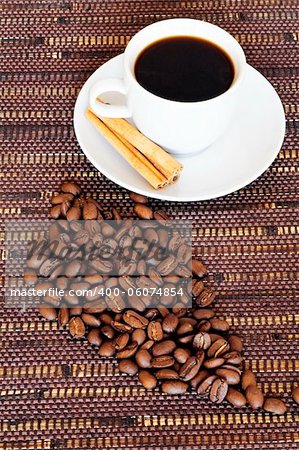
[89,19,246,156]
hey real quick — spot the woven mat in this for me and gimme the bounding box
[0,0,298,449]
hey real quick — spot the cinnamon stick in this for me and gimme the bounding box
[98,115,183,181]
[85,109,168,189]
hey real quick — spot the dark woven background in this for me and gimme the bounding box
[0,0,298,449]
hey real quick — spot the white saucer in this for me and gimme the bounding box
[74,54,285,202]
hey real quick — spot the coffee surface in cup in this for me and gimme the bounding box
[135,36,234,102]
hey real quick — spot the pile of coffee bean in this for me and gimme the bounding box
[25,181,293,413]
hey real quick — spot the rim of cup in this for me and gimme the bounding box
[124,18,247,105]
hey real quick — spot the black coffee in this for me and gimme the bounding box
[135,36,234,102]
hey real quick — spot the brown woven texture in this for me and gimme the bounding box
[0,0,298,449]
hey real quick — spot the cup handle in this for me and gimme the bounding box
[89,78,132,118]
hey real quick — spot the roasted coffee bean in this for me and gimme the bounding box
[153,210,171,224]
[114,333,130,351]
[111,321,132,333]
[180,317,197,327]
[123,310,149,329]
[207,338,229,358]
[118,359,139,376]
[226,387,247,408]
[263,398,287,415]
[135,349,152,368]
[39,307,57,321]
[178,334,194,345]
[87,328,103,346]
[168,233,183,252]
[36,181,289,412]
[101,325,115,339]
[174,348,190,364]
[39,258,61,277]
[209,333,223,343]
[156,369,179,380]
[66,206,81,221]
[173,307,188,318]
[141,340,155,350]
[43,293,61,307]
[116,342,138,359]
[68,221,82,233]
[179,356,201,381]
[98,341,115,357]
[156,307,168,318]
[162,381,188,395]
[65,259,81,278]
[210,318,230,332]
[162,314,179,334]
[132,329,146,346]
[50,204,62,219]
[176,322,193,336]
[56,277,68,290]
[49,223,61,241]
[223,351,243,365]
[245,385,264,409]
[51,193,74,205]
[195,348,205,365]
[144,308,159,320]
[61,182,81,196]
[81,313,101,327]
[204,357,225,369]
[60,200,72,217]
[129,192,148,204]
[197,319,211,333]
[228,335,243,353]
[241,369,257,391]
[193,332,211,350]
[118,259,137,276]
[73,196,86,208]
[92,233,104,248]
[157,255,177,276]
[138,370,157,390]
[192,259,207,278]
[137,260,147,275]
[35,281,53,292]
[196,288,216,307]
[101,222,115,237]
[83,303,106,314]
[133,203,153,220]
[68,317,85,338]
[74,230,90,246]
[82,202,98,220]
[152,340,176,357]
[148,267,163,286]
[189,370,209,390]
[98,313,113,325]
[216,367,240,385]
[151,356,175,368]
[49,264,65,280]
[192,280,204,297]
[292,386,299,405]
[197,375,217,395]
[110,207,122,221]
[63,292,80,306]
[147,321,163,341]
[91,258,113,274]
[24,270,38,286]
[58,307,69,327]
[144,229,159,246]
[210,378,228,404]
[71,281,90,292]
[69,307,82,316]
[49,238,69,259]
